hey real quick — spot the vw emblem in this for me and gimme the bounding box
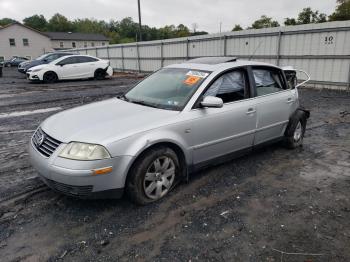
[37,133,45,146]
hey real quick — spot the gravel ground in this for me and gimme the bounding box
[0,67,349,262]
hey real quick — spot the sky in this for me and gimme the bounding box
[0,0,337,33]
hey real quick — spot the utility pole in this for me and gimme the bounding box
[137,0,142,42]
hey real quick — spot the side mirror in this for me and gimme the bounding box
[200,96,223,108]
[57,63,64,67]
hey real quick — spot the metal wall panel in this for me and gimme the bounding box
[123,59,138,71]
[123,46,138,58]
[69,21,350,86]
[86,49,97,56]
[163,42,187,57]
[139,45,160,58]
[108,46,122,58]
[97,48,108,58]
[189,39,223,57]
[140,59,161,72]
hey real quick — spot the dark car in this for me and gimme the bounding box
[18,52,75,73]
[1,57,29,67]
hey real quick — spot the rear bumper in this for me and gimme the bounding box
[29,141,133,199]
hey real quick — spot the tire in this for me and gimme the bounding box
[126,146,180,205]
[94,69,106,80]
[284,110,307,149]
[43,71,58,83]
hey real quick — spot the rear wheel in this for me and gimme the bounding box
[126,147,180,205]
[284,112,307,149]
[43,71,58,83]
[94,69,106,80]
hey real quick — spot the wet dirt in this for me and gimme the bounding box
[0,67,349,261]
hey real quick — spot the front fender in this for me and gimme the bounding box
[107,130,192,165]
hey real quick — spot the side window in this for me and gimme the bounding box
[59,57,77,65]
[204,70,247,103]
[253,68,284,96]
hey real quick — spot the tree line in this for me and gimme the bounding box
[233,0,349,30]
[0,0,348,43]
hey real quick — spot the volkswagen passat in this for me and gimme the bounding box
[29,57,310,205]
[26,55,113,83]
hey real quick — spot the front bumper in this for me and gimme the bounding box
[26,72,41,81]
[29,141,133,199]
[18,68,26,74]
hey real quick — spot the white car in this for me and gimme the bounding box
[26,55,113,83]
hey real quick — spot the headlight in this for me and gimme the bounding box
[59,142,111,160]
[31,68,42,72]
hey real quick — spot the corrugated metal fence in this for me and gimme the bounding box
[72,21,350,88]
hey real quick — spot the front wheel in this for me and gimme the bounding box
[43,71,58,83]
[126,147,180,205]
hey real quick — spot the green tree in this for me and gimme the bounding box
[297,7,327,24]
[73,18,108,34]
[0,18,17,26]
[175,24,190,37]
[329,0,350,21]
[23,15,47,31]
[284,18,297,26]
[251,15,280,29]
[47,13,74,32]
[232,24,243,31]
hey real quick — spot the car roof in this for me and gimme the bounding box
[166,57,281,72]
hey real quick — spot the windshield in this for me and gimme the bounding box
[124,68,210,111]
[36,54,50,60]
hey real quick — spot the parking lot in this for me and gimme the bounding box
[0,67,349,261]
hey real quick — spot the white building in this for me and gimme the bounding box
[0,23,109,61]
[0,23,52,61]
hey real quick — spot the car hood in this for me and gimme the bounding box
[25,60,44,69]
[41,98,179,145]
[29,64,48,71]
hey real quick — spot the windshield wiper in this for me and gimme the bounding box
[129,99,159,109]
[118,93,129,102]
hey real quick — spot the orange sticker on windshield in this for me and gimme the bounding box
[184,76,201,86]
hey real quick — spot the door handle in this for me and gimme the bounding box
[246,108,256,115]
[286,98,294,104]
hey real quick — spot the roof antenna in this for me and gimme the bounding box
[248,40,263,61]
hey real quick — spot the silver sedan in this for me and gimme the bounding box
[29,57,310,205]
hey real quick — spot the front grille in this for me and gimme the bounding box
[32,128,62,157]
[42,177,93,197]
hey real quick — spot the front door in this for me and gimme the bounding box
[189,69,257,165]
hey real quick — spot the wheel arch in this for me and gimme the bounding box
[43,70,58,80]
[285,107,309,137]
[125,141,189,184]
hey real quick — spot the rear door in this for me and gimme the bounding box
[79,56,100,77]
[251,66,297,145]
[189,68,257,165]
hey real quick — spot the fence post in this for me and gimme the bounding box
[85,49,88,55]
[106,46,110,60]
[186,38,190,60]
[95,48,98,57]
[347,62,350,89]
[136,43,141,73]
[160,42,164,68]
[121,45,125,72]
[276,31,282,66]
[223,35,227,56]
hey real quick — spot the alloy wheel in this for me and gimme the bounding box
[143,156,176,200]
